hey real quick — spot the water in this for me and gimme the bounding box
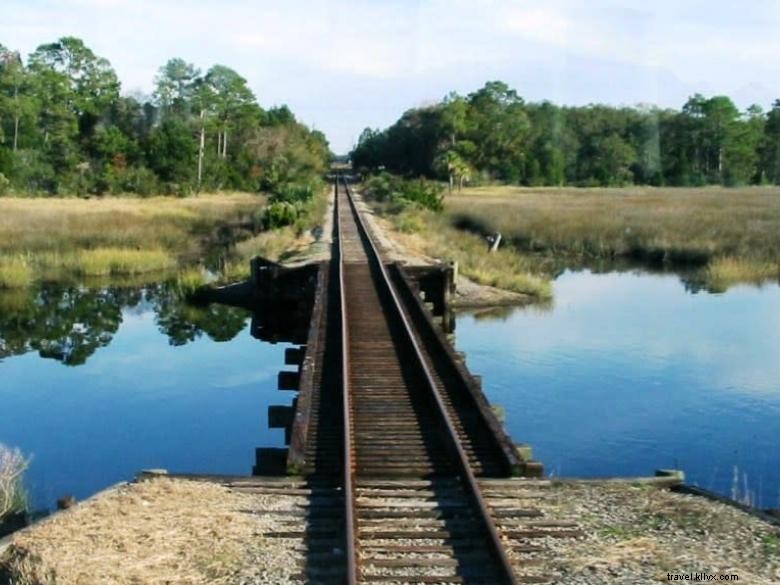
[456,269,780,508]
[2,271,779,513]
[0,284,293,511]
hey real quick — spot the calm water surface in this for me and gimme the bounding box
[456,270,780,508]
[0,285,292,511]
[2,271,779,512]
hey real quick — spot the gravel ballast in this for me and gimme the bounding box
[522,481,780,584]
[0,478,778,584]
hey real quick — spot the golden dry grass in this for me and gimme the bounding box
[0,478,301,585]
[706,257,779,292]
[0,257,33,289]
[449,186,780,259]
[446,185,780,288]
[0,194,261,253]
[0,194,264,285]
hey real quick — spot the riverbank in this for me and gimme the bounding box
[1,475,776,584]
[352,188,550,307]
[446,185,780,292]
[0,194,265,288]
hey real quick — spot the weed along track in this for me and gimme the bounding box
[323,176,565,584]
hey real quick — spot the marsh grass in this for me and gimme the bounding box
[175,268,208,296]
[447,185,780,289]
[0,194,264,285]
[74,248,175,276]
[386,207,552,299]
[235,227,301,263]
[0,288,32,313]
[706,257,779,292]
[0,257,33,289]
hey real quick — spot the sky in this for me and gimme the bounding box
[2,0,780,153]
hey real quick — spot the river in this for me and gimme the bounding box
[1,269,778,511]
[456,269,780,509]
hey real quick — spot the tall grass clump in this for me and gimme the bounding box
[0,444,30,521]
[0,256,34,289]
[175,267,208,296]
[706,257,779,292]
[75,248,175,276]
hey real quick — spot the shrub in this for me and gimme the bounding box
[363,172,443,212]
[0,172,10,196]
[106,166,160,196]
[262,201,301,229]
[271,181,315,204]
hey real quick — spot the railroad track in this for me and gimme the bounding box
[335,177,521,585]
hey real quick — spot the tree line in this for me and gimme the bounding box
[0,37,329,197]
[351,81,780,188]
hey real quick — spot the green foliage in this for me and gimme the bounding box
[262,201,301,229]
[0,38,329,197]
[104,165,159,196]
[147,117,197,184]
[352,81,777,188]
[363,172,444,211]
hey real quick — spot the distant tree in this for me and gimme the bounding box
[28,37,119,129]
[0,46,32,153]
[147,117,197,185]
[435,149,471,192]
[266,105,296,126]
[204,65,257,159]
[762,100,780,184]
[153,58,199,114]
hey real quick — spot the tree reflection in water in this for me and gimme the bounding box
[0,284,248,366]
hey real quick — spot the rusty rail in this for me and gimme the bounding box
[337,178,359,585]
[337,176,519,584]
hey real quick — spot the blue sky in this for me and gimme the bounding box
[2,0,780,153]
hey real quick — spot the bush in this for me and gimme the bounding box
[271,181,316,204]
[363,172,443,212]
[0,172,10,196]
[262,201,301,229]
[106,165,160,196]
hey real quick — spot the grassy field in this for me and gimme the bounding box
[0,194,265,288]
[445,186,780,290]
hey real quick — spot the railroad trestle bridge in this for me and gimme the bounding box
[192,177,570,584]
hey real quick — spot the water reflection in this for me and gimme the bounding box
[0,284,248,366]
[456,269,780,507]
[0,281,296,512]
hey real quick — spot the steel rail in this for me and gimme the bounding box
[336,178,359,585]
[339,176,519,585]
